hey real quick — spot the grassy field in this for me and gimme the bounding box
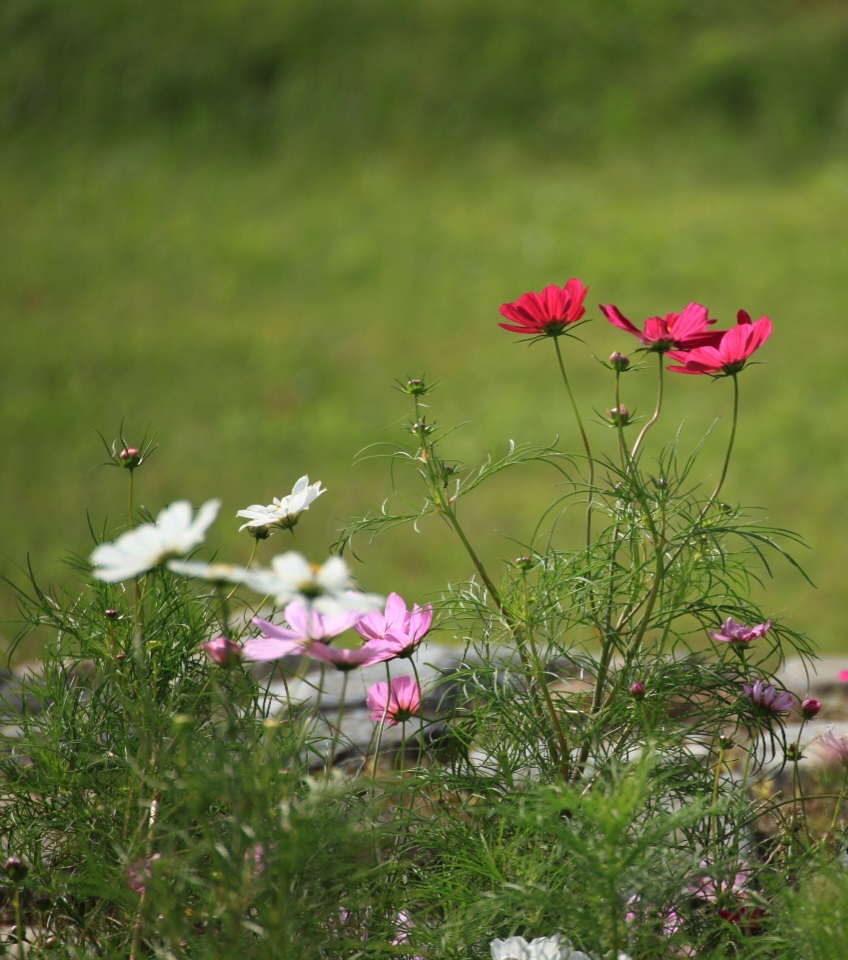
[3,141,847,658]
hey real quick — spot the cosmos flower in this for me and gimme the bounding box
[742,679,793,714]
[667,311,773,375]
[239,552,383,615]
[91,499,221,582]
[367,676,422,725]
[237,475,325,536]
[498,279,588,337]
[354,592,433,658]
[710,617,771,644]
[817,728,848,768]
[200,636,243,666]
[601,301,720,353]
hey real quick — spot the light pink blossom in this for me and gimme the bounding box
[367,676,422,726]
[817,729,848,768]
[354,592,433,659]
[243,602,362,662]
[200,636,243,666]
[308,641,393,671]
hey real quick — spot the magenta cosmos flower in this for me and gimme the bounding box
[354,592,433,659]
[498,279,588,337]
[600,301,721,353]
[367,676,422,725]
[742,679,793,714]
[667,311,773,375]
[308,641,393,671]
[710,617,771,645]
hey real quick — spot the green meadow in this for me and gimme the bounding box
[3,0,848,657]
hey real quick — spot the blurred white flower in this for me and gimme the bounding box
[240,551,383,614]
[237,476,325,535]
[166,559,251,586]
[91,500,221,582]
[490,936,629,960]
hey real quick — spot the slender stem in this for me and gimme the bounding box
[710,373,740,505]
[630,354,664,459]
[128,470,135,528]
[14,885,25,959]
[326,669,349,775]
[554,337,595,545]
[410,657,426,768]
[370,662,393,791]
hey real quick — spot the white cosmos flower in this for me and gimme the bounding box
[490,936,627,960]
[240,551,383,614]
[236,476,325,535]
[91,500,221,582]
[166,559,252,586]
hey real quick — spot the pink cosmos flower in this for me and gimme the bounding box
[817,729,848,768]
[498,279,588,337]
[200,636,243,666]
[243,601,362,661]
[367,676,422,725]
[126,853,163,895]
[308,640,393,671]
[710,617,771,644]
[600,301,721,353]
[667,311,773,375]
[839,670,848,683]
[354,592,433,659]
[742,679,793,714]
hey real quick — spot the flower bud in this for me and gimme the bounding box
[609,351,630,371]
[119,446,142,468]
[630,681,646,699]
[801,698,822,719]
[607,404,631,427]
[4,857,28,883]
[104,608,121,621]
[786,742,803,761]
[514,556,536,571]
[403,378,428,396]
[201,636,242,667]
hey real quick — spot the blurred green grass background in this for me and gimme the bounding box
[3,0,848,657]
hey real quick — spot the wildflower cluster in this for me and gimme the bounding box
[2,277,837,960]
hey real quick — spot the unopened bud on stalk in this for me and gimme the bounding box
[104,608,121,620]
[119,447,142,468]
[801,698,822,719]
[404,378,428,396]
[786,742,803,761]
[514,556,535,571]
[609,351,630,371]
[607,404,631,427]
[630,681,646,698]
[201,636,242,667]
[4,857,28,883]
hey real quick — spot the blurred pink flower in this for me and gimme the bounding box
[742,679,793,714]
[667,311,772,375]
[126,853,163,895]
[839,670,848,682]
[601,301,720,353]
[710,617,771,644]
[308,640,393,671]
[367,676,422,725]
[355,592,433,659]
[498,279,588,337]
[200,636,243,667]
[817,728,848,768]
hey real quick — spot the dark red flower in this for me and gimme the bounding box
[499,279,588,336]
[667,311,773,376]
[600,301,721,353]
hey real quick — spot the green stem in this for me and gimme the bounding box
[326,669,349,775]
[14,885,25,959]
[554,336,595,545]
[710,372,739,505]
[630,354,664,459]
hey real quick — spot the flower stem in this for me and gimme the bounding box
[554,336,595,545]
[631,354,664,459]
